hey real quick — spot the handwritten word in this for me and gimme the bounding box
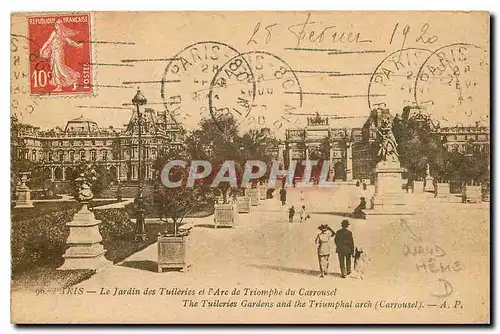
[403,244,446,257]
[246,12,372,47]
[415,258,462,274]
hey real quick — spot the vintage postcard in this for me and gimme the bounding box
[10,11,490,324]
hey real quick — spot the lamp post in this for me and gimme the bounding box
[132,88,147,241]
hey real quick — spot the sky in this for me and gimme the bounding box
[10,11,489,138]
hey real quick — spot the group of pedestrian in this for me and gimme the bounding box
[288,204,308,223]
[280,185,309,224]
[279,182,358,278]
[315,219,354,278]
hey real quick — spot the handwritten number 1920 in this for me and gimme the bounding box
[390,23,438,45]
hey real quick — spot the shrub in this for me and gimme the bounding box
[11,207,79,274]
[94,208,135,240]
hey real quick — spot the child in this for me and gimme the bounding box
[288,205,295,223]
[300,205,307,223]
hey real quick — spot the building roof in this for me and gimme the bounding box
[64,114,99,133]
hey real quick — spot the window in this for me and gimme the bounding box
[91,150,96,162]
[69,151,75,161]
[59,140,63,146]
[103,151,108,161]
[91,140,96,146]
[31,150,36,161]
[58,151,64,162]
[80,151,86,161]
[48,152,53,161]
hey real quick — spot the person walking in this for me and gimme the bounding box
[280,186,287,206]
[334,219,355,278]
[315,224,335,277]
[288,205,295,223]
[116,183,123,202]
[299,204,308,223]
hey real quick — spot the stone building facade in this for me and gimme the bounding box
[434,123,490,155]
[284,113,374,181]
[14,109,183,183]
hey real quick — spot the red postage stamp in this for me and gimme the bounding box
[28,13,92,95]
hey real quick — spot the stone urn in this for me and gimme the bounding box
[14,172,34,208]
[58,180,111,270]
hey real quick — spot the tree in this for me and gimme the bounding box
[28,167,52,192]
[11,115,34,198]
[392,112,445,180]
[92,165,112,197]
[239,127,280,184]
[185,115,244,204]
[152,144,214,236]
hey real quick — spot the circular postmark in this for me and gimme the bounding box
[208,51,302,135]
[367,48,432,116]
[160,41,244,129]
[414,43,489,126]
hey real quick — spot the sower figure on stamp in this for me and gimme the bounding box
[40,19,83,92]
[315,224,335,277]
[334,219,355,278]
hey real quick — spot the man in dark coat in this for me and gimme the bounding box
[279,186,287,206]
[334,219,355,278]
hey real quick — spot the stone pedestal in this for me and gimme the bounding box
[364,162,414,216]
[58,203,111,270]
[14,172,34,208]
[424,176,435,192]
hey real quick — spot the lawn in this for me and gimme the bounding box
[11,199,120,222]
[11,203,162,292]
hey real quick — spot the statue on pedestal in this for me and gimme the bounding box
[363,110,414,216]
[375,113,399,165]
